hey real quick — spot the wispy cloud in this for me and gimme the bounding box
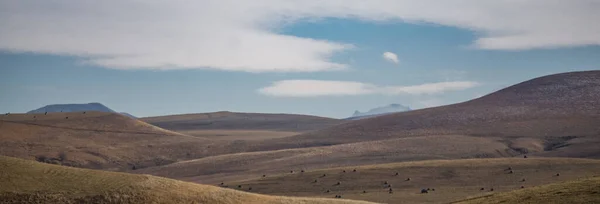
[258,80,479,97]
[1,1,598,72]
[383,52,399,64]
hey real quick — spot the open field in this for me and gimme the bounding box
[135,135,520,183]
[453,176,600,204]
[222,158,600,204]
[0,155,375,204]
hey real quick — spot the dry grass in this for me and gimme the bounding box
[134,135,519,183]
[0,112,241,170]
[141,111,345,134]
[0,155,375,204]
[179,129,300,141]
[220,158,600,204]
[452,176,600,204]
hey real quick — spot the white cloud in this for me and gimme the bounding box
[1,1,598,72]
[383,52,399,64]
[258,80,479,97]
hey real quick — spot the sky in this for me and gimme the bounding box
[1,0,599,118]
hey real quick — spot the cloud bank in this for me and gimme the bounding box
[383,52,399,64]
[1,1,598,72]
[258,80,479,97]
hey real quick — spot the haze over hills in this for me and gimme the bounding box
[347,104,411,120]
[26,102,136,118]
[246,71,600,158]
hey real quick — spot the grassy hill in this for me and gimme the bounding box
[141,111,344,140]
[135,135,520,183]
[220,158,600,204]
[453,176,600,204]
[245,71,600,158]
[0,112,242,170]
[0,156,374,204]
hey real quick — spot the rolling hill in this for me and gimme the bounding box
[245,71,600,158]
[221,157,600,204]
[0,112,240,171]
[135,135,520,184]
[141,111,345,140]
[0,155,374,204]
[453,176,600,204]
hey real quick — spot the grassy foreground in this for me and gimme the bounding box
[453,176,600,204]
[0,156,375,204]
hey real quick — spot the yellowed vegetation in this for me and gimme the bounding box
[453,176,600,204]
[0,112,235,171]
[0,156,375,204]
[136,135,518,183]
[222,158,600,204]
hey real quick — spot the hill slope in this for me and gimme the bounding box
[453,176,600,204]
[223,158,600,204]
[141,111,345,140]
[0,156,374,204]
[0,112,237,170]
[136,135,519,184]
[249,71,600,157]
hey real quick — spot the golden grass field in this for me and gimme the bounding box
[0,155,376,204]
[453,176,600,204]
[221,158,600,204]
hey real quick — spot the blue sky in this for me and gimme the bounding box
[1,1,599,118]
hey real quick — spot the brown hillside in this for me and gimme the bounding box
[249,71,600,157]
[0,112,237,171]
[224,158,600,204]
[135,135,520,184]
[453,176,600,204]
[0,156,374,204]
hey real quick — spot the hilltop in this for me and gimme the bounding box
[247,71,600,158]
[0,112,236,170]
[141,111,345,140]
[0,156,374,204]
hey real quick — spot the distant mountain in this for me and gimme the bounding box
[27,103,136,118]
[27,103,115,114]
[347,103,411,120]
